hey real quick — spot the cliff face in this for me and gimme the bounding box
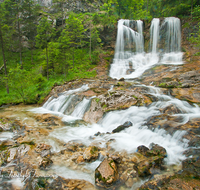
[37,0,102,12]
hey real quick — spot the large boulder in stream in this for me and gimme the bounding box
[112,121,133,133]
[95,158,118,187]
[84,90,152,123]
[134,144,167,177]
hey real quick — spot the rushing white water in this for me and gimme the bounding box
[31,85,90,121]
[47,85,200,165]
[71,98,91,118]
[109,17,183,80]
[30,83,200,165]
[150,18,160,54]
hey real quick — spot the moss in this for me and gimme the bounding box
[90,146,98,155]
[102,104,107,109]
[95,98,100,103]
[132,95,138,99]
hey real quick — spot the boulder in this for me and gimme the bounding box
[39,158,53,169]
[83,146,99,162]
[95,158,118,187]
[181,156,200,178]
[112,121,133,133]
[137,145,149,156]
[147,143,167,158]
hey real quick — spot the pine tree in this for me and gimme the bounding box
[36,16,55,80]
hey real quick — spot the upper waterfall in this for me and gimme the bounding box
[109,17,183,80]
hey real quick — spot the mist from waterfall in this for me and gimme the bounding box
[109,17,183,80]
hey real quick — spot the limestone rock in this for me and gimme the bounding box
[95,158,118,187]
[137,145,149,156]
[112,121,133,133]
[39,157,53,169]
[83,146,98,162]
[147,143,167,158]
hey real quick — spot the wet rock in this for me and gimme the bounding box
[147,143,167,158]
[146,114,183,135]
[84,90,151,123]
[112,121,133,133]
[39,157,53,169]
[17,144,30,157]
[35,143,51,153]
[76,155,85,164]
[83,146,98,162]
[65,141,85,152]
[137,145,149,156]
[35,113,62,126]
[95,158,118,187]
[7,148,17,162]
[109,154,122,164]
[181,156,200,178]
[25,176,95,190]
[161,104,185,114]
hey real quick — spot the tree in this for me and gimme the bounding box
[52,0,66,27]
[0,1,12,94]
[36,16,55,80]
[21,0,41,63]
[64,14,85,67]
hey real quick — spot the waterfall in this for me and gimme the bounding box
[150,18,160,54]
[110,19,145,79]
[109,17,183,80]
[71,98,91,118]
[31,85,90,120]
[161,17,183,64]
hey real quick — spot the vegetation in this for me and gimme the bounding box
[0,0,199,106]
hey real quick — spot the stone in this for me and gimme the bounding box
[137,145,149,156]
[112,121,133,133]
[7,148,17,162]
[76,155,85,164]
[147,143,167,158]
[95,158,118,187]
[39,158,53,169]
[83,146,98,162]
[182,156,200,178]
[35,143,51,153]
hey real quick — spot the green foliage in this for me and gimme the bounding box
[36,16,55,49]
[190,23,200,49]
[192,5,200,19]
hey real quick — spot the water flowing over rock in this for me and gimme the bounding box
[109,17,183,80]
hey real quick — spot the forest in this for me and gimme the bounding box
[0,0,199,106]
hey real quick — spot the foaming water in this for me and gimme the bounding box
[30,85,91,121]
[49,105,188,165]
[0,132,14,141]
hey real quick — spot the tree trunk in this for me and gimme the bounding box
[90,22,92,60]
[0,27,9,94]
[46,46,49,80]
[72,48,74,68]
[17,12,23,69]
[191,0,193,18]
[31,47,33,64]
